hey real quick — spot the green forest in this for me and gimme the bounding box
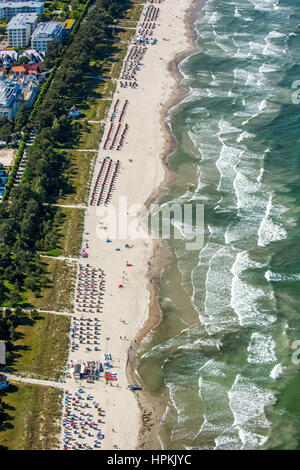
[0,0,132,307]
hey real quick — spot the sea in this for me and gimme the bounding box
[135,0,300,450]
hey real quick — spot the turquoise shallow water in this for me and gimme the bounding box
[136,0,300,450]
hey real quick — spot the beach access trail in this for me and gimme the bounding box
[61,0,193,450]
[5,373,65,390]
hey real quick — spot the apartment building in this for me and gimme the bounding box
[0,74,22,119]
[31,21,63,51]
[7,12,38,47]
[0,1,44,20]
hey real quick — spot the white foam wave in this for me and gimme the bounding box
[266,31,286,39]
[231,251,276,327]
[270,363,285,379]
[199,358,228,379]
[257,168,265,183]
[259,63,281,73]
[239,428,269,449]
[237,131,255,142]
[178,337,222,351]
[229,374,275,429]
[258,195,287,246]
[215,144,241,194]
[202,245,239,334]
[265,270,300,282]
[214,433,242,450]
[247,332,277,364]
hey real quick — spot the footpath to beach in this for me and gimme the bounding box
[60,0,194,450]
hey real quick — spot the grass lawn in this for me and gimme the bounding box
[100,79,116,98]
[126,3,144,21]
[2,312,70,381]
[58,151,95,205]
[109,44,128,79]
[76,121,104,149]
[45,207,84,257]
[26,258,76,312]
[0,382,62,450]
[114,28,136,44]
[82,99,111,121]
[115,4,143,26]
[88,42,128,80]
[85,78,116,101]
[57,121,104,150]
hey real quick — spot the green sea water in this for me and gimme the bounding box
[135,0,300,450]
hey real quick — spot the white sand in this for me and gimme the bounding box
[61,0,194,450]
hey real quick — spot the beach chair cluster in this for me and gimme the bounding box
[138,5,159,44]
[138,5,159,42]
[144,4,160,22]
[119,5,161,88]
[105,372,117,382]
[117,124,129,150]
[119,5,159,89]
[89,157,120,206]
[110,98,120,122]
[103,99,129,150]
[81,240,88,258]
[70,317,102,353]
[62,389,105,450]
[119,99,129,122]
[82,361,102,381]
[136,34,157,46]
[120,46,145,85]
[75,265,105,315]
[128,46,145,62]
[104,358,118,385]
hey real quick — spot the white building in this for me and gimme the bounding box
[21,74,40,106]
[0,73,22,119]
[31,21,63,52]
[0,1,44,20]
[7,12,38,47]
[20,48,44,63]
[0,49,18,67]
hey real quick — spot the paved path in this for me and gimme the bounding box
[55,148,98,152]
[35,308,73,317]
[14,129,37,187]
[83,75,117,81]
[0,306,72,317]
[40,254,79,262]
[107,25,136,30]
[50,203,87,209]
[5,373,66,390]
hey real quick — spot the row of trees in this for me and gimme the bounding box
[0,0,132,307]
[0,307,25,352]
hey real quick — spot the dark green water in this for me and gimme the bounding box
[136,0,300,449]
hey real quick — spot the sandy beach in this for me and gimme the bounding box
[61,0,196,450]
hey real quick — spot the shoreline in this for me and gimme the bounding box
[60,0,202,451]
[127,0,202,451]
